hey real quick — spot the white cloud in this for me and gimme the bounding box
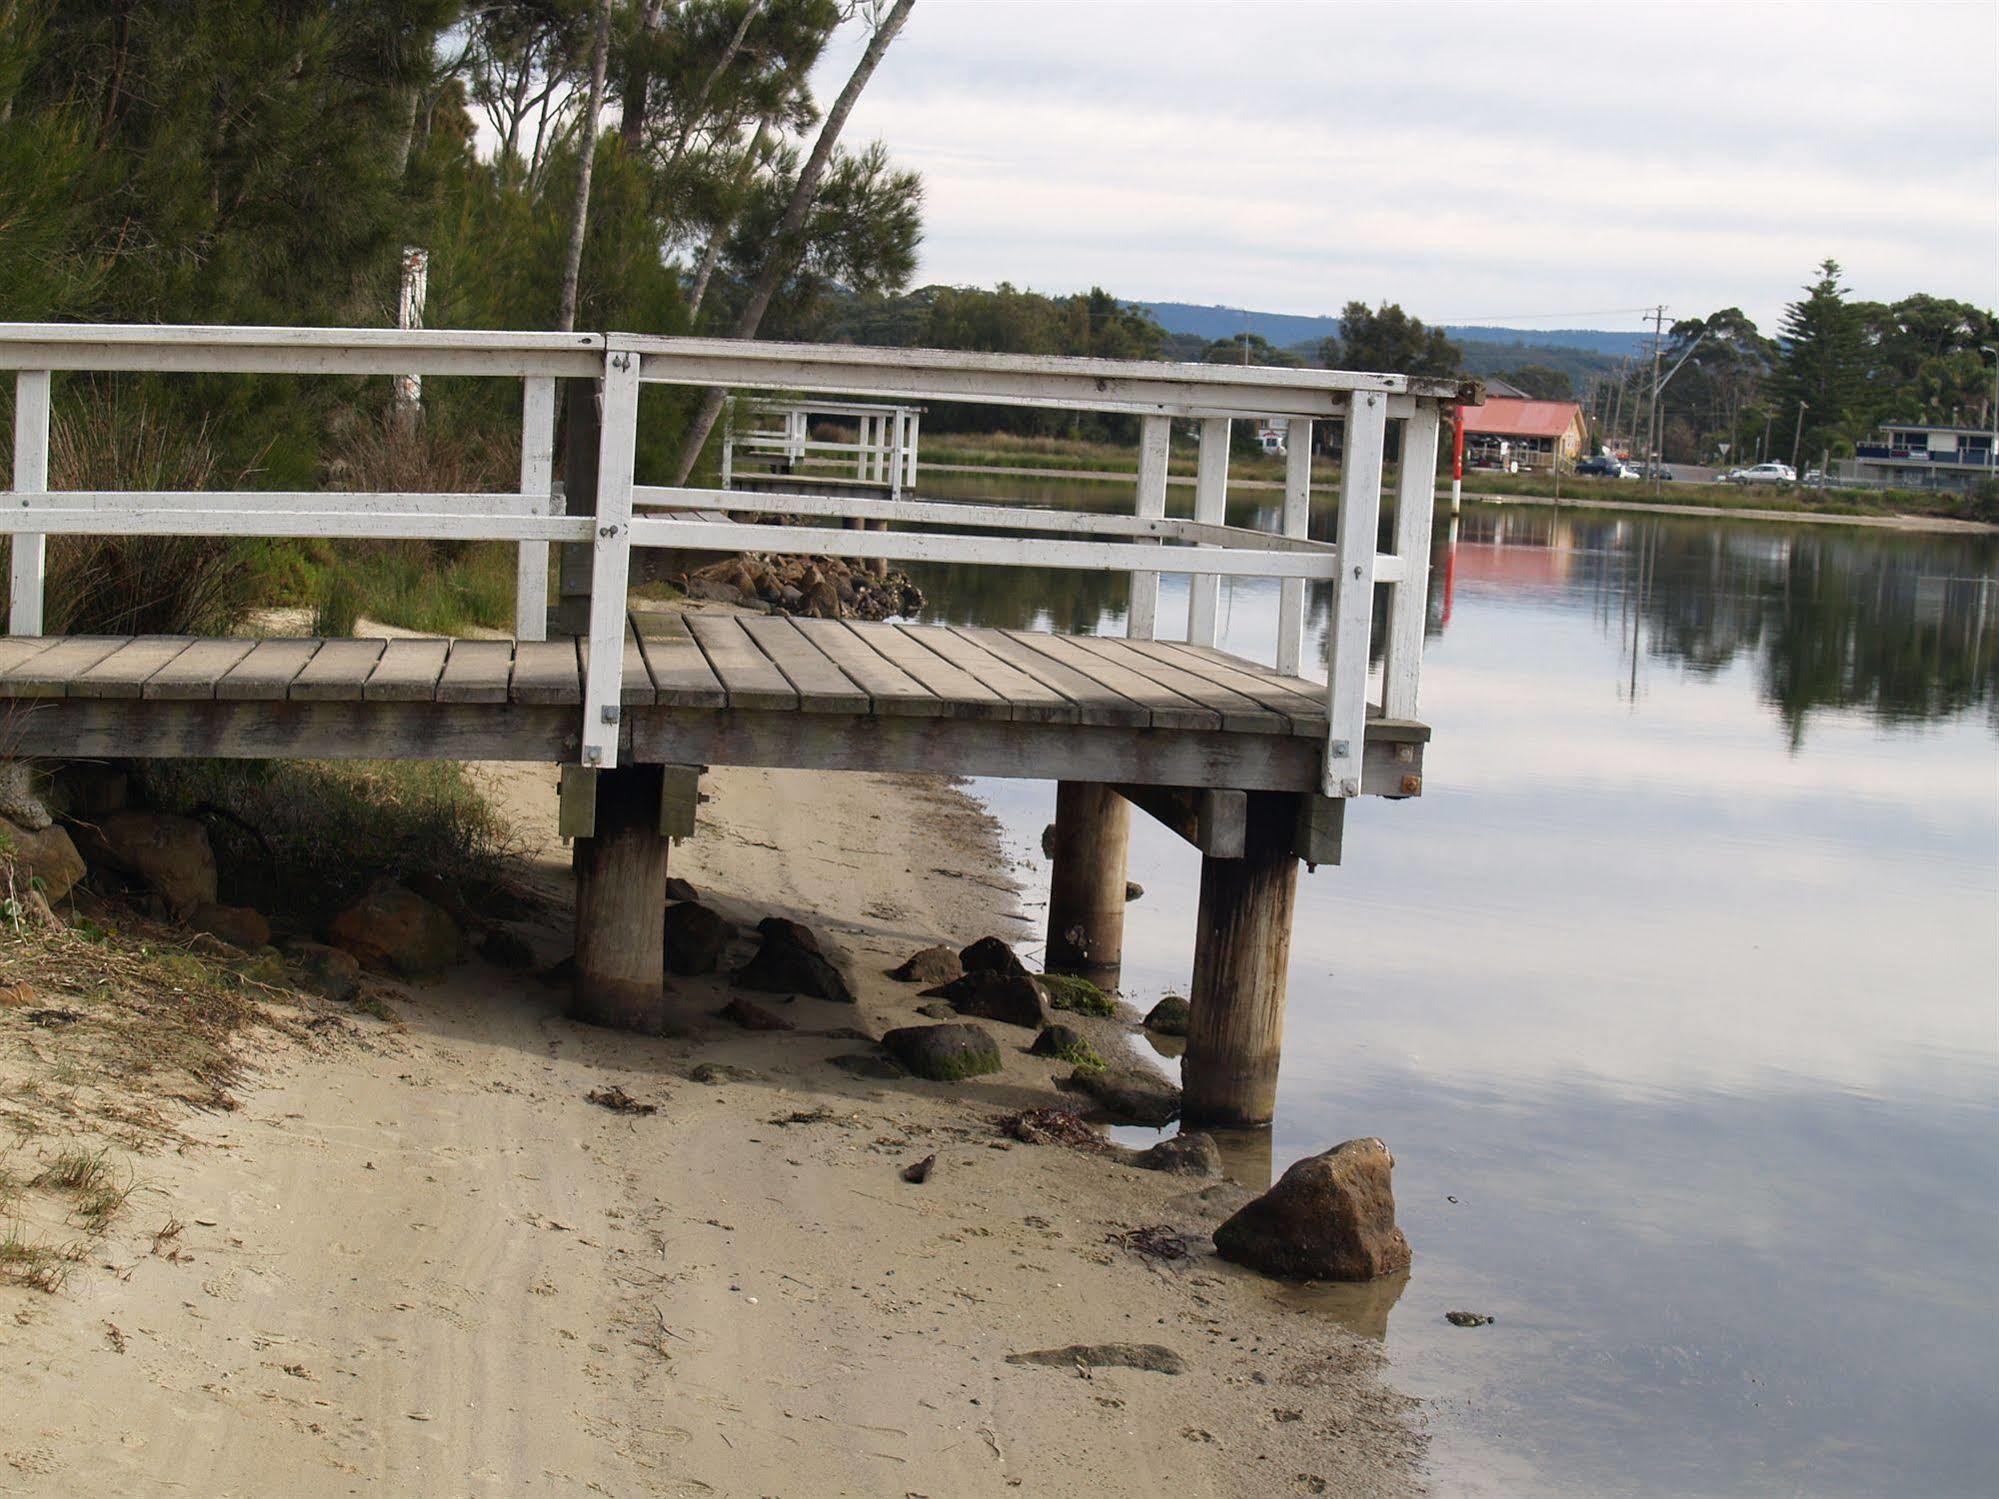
[814,0,1999,331]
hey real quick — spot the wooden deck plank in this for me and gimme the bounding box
[685,614,797,711]
[0,636,127,698]
[145,638,258,700]
[1072,635,1290,735]
[72,637,197,699]
[1001,631,1219,731]
[1132,640,1326,735]
[842,621,1009,719]
[578,623,658,706]
[364,638,452,703]
[789,618,946,717]
[436,640,515,705]
[290,639,388,702]
[0,637,62,685]
[739,616,870,714]
[510,637,582,705]
[901,625,1077,725]
[947,628,1151,730]
[217,639,323,701]
[631,614,727,708]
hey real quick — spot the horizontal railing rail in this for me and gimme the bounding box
[1,324,1455,794]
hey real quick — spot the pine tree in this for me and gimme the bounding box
[1774,259,1866,462]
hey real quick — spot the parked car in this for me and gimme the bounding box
[1635,462,1674,482]
[1726,462,1796,485]
[1802,468,1828,486]
[1575,455,1621,477]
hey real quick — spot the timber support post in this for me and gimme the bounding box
[553,376,601,638]
[1183,790,1301,1129]
[570,763,672,1034]
[1044,780,1130,978]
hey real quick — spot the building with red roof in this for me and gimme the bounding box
[1459,397,1589,472]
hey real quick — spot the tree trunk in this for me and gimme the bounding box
[618,0,671,148]
[668,0,916,483]
[686,116,770,321]
[558,0,615,334]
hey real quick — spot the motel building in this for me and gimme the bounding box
[1459,397,1589,472]
[1846,421,1998,493]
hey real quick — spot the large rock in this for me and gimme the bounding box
[284,940,361,1003]
[664,901,731,976]
[922,970,1046,1030]
[734,917,854,1002]
[1144,995,1191,1036]
[70,810,216,915]
[1212,1137,1412,1282]
[887,944,963,985]
[1068,1064,1181,1127]
[1,818,85,904]
[960,935,1029,978]
[325,883,461,980]
[189,902,271,950]
[1029,1023,1102,1068]
[1126,1131,1222,1177]
[881,1023,1002,1082]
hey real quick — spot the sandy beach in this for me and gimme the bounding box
[3,756,1424,1497]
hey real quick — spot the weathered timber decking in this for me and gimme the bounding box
[0,615,1425,794]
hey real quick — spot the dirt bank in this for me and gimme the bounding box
[3,760,1424,1497]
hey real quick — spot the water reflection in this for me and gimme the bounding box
[904,478,1999,1498]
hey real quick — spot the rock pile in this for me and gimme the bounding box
[681,552,922,621]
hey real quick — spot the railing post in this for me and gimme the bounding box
[904,409,920,489]
[9,370,51,635]
[1186,415,1230,646]
[1126,413,1170,639]
[555,378,601,637]
[1275,419,1313,676]
[580,348,640,769]
[720,396,735,489]
[1321,391,1387,797]
[515,374,556,641]
[1381,403,1440,719]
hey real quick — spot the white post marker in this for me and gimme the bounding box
[1381,404,1440,719]
[393,247,429,422]
[1275,418,1314,676]
[579,348,641,769]
[515,374,557,641]
[1126,413,1171,640]
[1187,415,1231,647]
[1321,391,1387,797]
[9,369,51,635]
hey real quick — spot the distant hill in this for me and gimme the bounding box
[1137,300,1650,359]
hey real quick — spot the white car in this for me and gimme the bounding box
[1726,462,1796,485]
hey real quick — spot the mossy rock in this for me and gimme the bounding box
[882,1022,1003,1082]
[1030,1023,1105,1071]
[1040,973,1115,1017]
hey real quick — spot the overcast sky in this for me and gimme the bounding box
[821,0,1999,334]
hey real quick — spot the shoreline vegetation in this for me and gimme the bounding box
[914,434,1999,531]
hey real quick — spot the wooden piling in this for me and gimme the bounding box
[1183,791,1300,1129]
[570,764,672,1033]
[1044,780,1130,976]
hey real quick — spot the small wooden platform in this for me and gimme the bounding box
[0,615,1424,795]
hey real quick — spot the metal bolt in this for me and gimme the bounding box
[1341,778,1360,796]
[1330,739,1350,757]
[1395,743,1415,763]
[582,745,602,766]
[1400,774,1422,795]
[600,705,620,724]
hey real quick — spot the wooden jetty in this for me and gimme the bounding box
[1,324,1470,1128]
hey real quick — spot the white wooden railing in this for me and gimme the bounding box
[722,396,920,496]
[0,324,1463,795]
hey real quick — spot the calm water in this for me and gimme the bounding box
[906,474,1999,1498]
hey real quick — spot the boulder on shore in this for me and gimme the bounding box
[1143,995,1191,1037]
[1,818,85,904]
[887,944,963,985]
[325,883,462,980]
[1029,1022,1103,1068]
[284,940,362,1003]
[733,917,854,1002]
[1126,1131,1222,1177]
[882,1022,1002,1081]
[921,970,1047,1029]
[189,902,271,950]
[664,901,731,976]
[664,876,700,904]
[1067,1064,1182,1127]
[69,810,216,916]
[959,935,1029,978]
[1212,1137,1412,1282]
[719,995,795,1032]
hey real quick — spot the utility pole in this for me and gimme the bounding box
[1790,401,1809,478]
[1645,304,1666,497]
[1982,347,1998,486]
